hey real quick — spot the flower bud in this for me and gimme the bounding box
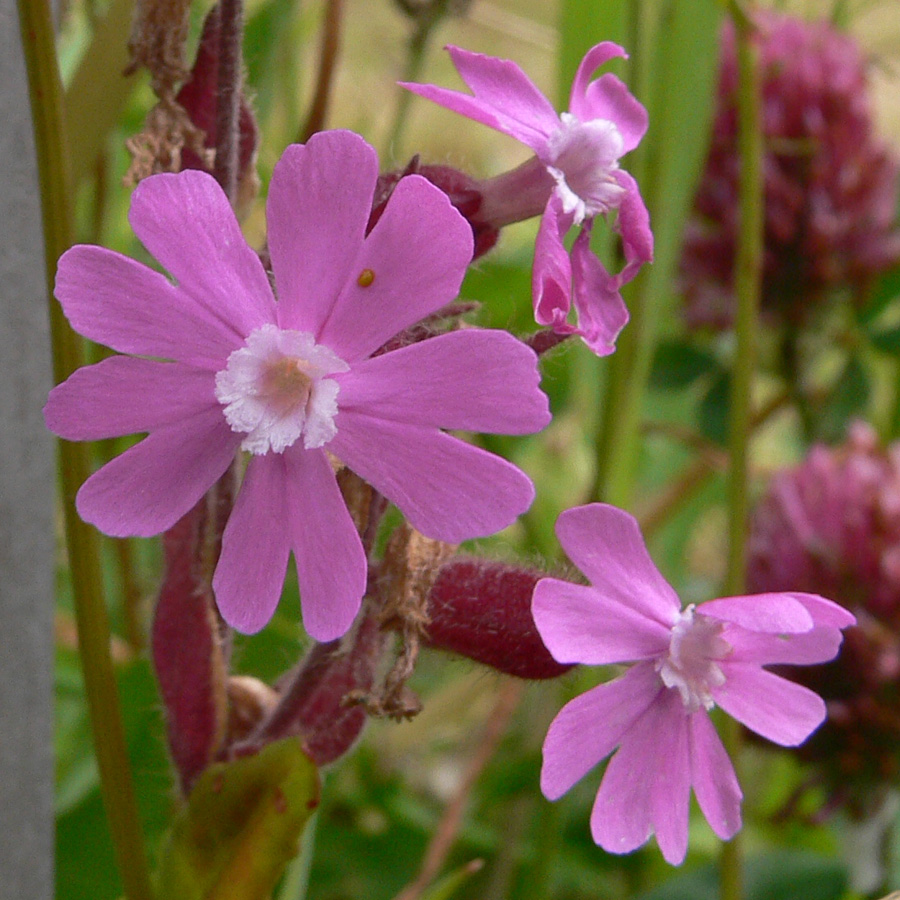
[424,557,573,679]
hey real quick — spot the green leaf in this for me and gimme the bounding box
[859,265,900,326]
[699,370,731,447]
[816,355,870,442]
[868,323,900,356]
[651,341,720,389]
[559,0,629,105]
[154,738,320,900]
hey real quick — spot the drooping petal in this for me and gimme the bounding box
[570,226,630,355]
[613,170,654,281]
[317,176,473,363]
[336,329,549,435]
[76,407,239,537]
[44,356,216,440]
[267,131,377,335]
[213,453,291,634]
[329,413,534,542]
[590,688,691,864]
[283,447,367,642]
[541,663,661,800]
[56,246,243,368]
[555,504,681,626]
[401,45,559,153]
[532,578,670,666]
[128,169,276,337]
[713,663,826,746]
[533,196,576,332]
[698,592,815,634]
[688,710,743,841]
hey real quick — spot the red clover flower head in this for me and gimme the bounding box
[748,422,900,789]
[681,11,900,329]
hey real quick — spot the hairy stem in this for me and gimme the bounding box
[16,0,153,896]
[213,0,244,203]
[300,0,345,141]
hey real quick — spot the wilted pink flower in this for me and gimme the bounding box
[533,503,854,865]
[403,43,653,356]
[44,129,550,642]
[681,12,900,328]
[748,422,900,789]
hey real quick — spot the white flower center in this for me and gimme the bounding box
[215,324,349,455]
[656,606,732,713]
[546,113,627,225]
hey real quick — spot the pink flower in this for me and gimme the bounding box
[532,503,855,864]
[44,129,550,642]
[402,43,653,356]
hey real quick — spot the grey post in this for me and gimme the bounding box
[0,0,56,896]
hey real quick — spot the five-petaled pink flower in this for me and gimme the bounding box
[532,503,855,865]
[44,129,550,642]
[402,43,653,356]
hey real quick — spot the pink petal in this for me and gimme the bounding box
[128,170,276,337]
[713,664,826,746]
[267,131,376,335]
[788,592,856,629]
[555,504,681,626]
[698,592,815,634]
[533,198,575,332]
[532,578,670,666]
[725,626,844,667]
[76,407,240,537]
[44,357,216,440]
[329,413,535,542]
[590,689,691,864]
[567,41,646,154]
[688,710,742,841]
[336,329,549,434]
[213,454,291,634]
[541,663,661,800]
[283,448,367,642]
[613,170,654,281]
[317,176,473,363]
[56,246,243,368]
[401,45,559,153]
[570,226,630,355]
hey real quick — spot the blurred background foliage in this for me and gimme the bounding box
[51,0,900,898]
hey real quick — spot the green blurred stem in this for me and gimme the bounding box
[16,1,153,898]
[590,5,657,508]
[721,5,764,900]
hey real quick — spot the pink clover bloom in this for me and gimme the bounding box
[533,503,855,864]
[402,43,653,355]
[45,130,550,642]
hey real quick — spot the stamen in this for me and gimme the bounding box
[215,324,349,455]
[657,606,732,713]
[357,268,376,287]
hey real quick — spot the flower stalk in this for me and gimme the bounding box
[16,0,153,896]
[721,4,764,899]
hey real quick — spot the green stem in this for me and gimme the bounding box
[721,5,764,900]
[16,2,153,898]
